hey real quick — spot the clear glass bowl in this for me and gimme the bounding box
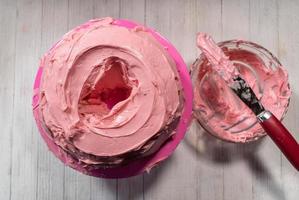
[191,40,291,143]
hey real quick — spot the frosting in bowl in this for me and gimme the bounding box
[38,17,183,167]
[193,35,291,142]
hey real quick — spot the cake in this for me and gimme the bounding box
[33,17,188,174]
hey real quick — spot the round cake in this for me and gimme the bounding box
[32,17,192,177]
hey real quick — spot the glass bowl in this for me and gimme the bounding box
[191,40,291,143]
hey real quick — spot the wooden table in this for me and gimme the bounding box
[0,0,298,199]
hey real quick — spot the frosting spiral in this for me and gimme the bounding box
[39,18,183,167]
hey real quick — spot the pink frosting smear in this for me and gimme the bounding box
[34,17,190,173]
[196,33,239,84]
[193,33,291,143]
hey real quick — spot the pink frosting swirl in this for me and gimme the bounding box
[39,18,183,167]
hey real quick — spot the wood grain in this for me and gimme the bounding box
[278,1,299,200]
[36,1,68,200]
[0,1,16,200]
[9,0,42,199]
[0,0,298,200]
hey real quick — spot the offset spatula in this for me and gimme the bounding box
[197,33,299,171]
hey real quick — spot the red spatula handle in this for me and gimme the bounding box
[258,111,299,171]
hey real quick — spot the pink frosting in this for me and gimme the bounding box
[33,18,193,178]
[193,33,291,142]
[196,33,239,83]
[38,18,183,167]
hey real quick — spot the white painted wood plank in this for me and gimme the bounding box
[93,0,120,19]
[64,169,92,200]
[169,0,198,65]
[89,176,117,200]
[0,1,16,200]
[117,174,144,200]
[222,0,250,40]
[144,1,198,199]
[277,1,299,200]
[36,0,68,200]
[68,0,94,28]
[120,0,145,23]
[195,0,223,41]
[10,0,42,200]
[249,1,286,200]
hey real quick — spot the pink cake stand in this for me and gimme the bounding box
[32,19,193,179]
